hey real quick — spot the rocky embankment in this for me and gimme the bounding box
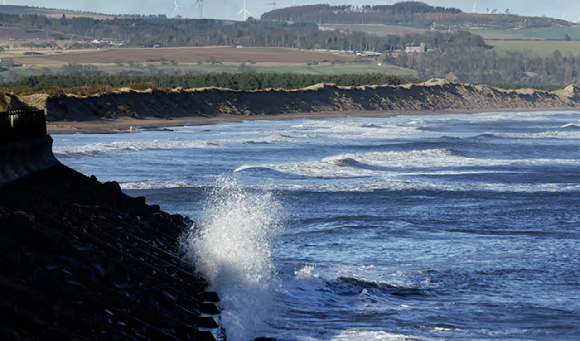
[17,79,580,123]
[0,160,220,340]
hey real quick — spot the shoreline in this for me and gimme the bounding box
[47,107,579,134]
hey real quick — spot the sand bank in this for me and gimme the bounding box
[12,78,578,134]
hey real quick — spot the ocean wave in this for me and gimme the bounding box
[336,276,426,297]
[560,123,580,130]
[181,178,281,340]
[323,156,393,172]
[235,148,474,180]
[234,165,314,180]
[120,181,191,190]
[53,140,219,157]
[241,134,297,145]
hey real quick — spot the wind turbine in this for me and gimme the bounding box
[173,0,183,18]
[267,0,277,10]
[473,1,476,13]
[562,13,566,20]
[195,0,204,18]
[237,0,251,21]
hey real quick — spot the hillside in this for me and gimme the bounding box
[261,3,571,31]
[0,5,120,19]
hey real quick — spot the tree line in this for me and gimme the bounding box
[386,47,580,85]
[0,73,418,95]
[0,10,487,51]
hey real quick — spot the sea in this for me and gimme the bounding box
[52,111,580,341]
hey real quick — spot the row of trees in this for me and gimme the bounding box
[388,48,580,85]
[1,73,417,93]
[0,11,489,52]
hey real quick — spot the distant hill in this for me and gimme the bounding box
[0,5,121,19]
[261,2,571,31]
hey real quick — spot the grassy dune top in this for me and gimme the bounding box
[1,73,419,97]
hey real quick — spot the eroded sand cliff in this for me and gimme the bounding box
[17,79,580,123]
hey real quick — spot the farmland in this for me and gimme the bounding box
[11,47,354,66]
[476,26,580,41]
[0,46,418,80]
[321,24,537,40]
[0,62,416,80]
[319,24,427,36]
[486,40,580,57]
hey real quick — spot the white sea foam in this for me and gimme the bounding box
[181,177,282,341]
[120,181,191,190]
[330,330,422,340]
[53,140,219,157]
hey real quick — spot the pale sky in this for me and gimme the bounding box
[5,1,580,22]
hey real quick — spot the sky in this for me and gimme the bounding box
[5,1,580,22]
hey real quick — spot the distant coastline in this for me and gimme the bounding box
[12,79,580,133]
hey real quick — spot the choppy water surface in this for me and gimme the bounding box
[54,111,580,340]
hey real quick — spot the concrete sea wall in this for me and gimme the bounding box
[0,109,58,186]
[0,110,223,340]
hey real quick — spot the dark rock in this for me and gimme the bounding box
[0,163,219,340]
[6,210,35,227]
[103,180,122,193]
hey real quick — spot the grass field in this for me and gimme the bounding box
[0,62,417,81]
[486,40,580,57]
[319,24,427,36]
[478,26,580,41]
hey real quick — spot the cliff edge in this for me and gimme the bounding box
[17,79,580,123]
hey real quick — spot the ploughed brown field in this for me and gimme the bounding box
[14,46,354,65]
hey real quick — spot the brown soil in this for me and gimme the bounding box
[14,46,353,65]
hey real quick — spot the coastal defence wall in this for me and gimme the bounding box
[0,110,222,339]
[0,109,59,186]
[25,79,580,122]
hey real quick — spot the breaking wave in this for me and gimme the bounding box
[53,140,219,158]
[180,177,282,340]
[120,181,191,190]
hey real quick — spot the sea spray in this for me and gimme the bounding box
[181,177,281,341]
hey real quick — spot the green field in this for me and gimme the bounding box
[486,40,580,57]
[0,62,417,81]
[479,26,580,40]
